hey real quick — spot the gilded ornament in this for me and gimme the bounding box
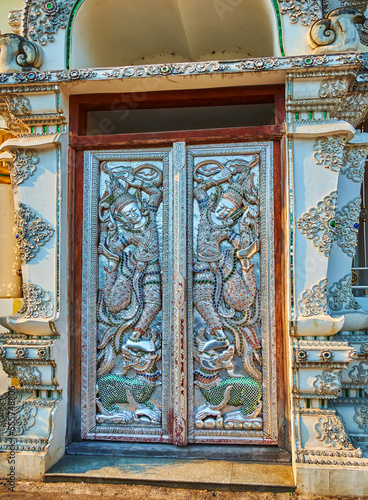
[27,0,74,46]
[354,405,368,433]
[8,149,39,188]
[320,349,333,361]
[297,278,328,317]
[296,192,337,256]
[328,273,361,312]
[335,196,362,258]
[313,369,342,396]
[17,281,54,319]
[315,414,359,451]
[313,136,346,172]
[15,202,55,263]
[349,361,368,384]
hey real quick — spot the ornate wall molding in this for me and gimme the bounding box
[15,202,54,264]
[297,278,328,316]
[341,145,368,183]
[297,191,337,256]
[26,0,74,46]
[313,136,346,172]
[17,281,53,319]
[313,368,342,396]
[328,273,361,312]
[315,413,360,452]
[16,365,42,385]
[278,0,322,25]
[8,148,39,188]
[0,94,31,136]
[335,196,361,258]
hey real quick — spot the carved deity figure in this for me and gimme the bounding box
[193,156,261,382]
[97,162,163,380]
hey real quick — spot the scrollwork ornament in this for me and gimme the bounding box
[17,281,53,319]
[328,273,361,312]
[315,414,358,451]
[313,369,342,396]
[341,145,368,183]
[332,93,368,127]
[27,0,74,46]
[0,392,37,436]
[15,202,54,263]
[354,405,368,433]
[318,78,350,98]
[278,0,321,26]
[16,365,42,385]
[8,149,39,188]
[296,192,337,256]
[349,361,368,384]
[297,278,328,317]
[335,196,362,258]
[313,136,346,172]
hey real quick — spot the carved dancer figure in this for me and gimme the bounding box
[193,157,261,380]
[97,162,163,378]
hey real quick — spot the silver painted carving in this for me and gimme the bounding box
[328,273,361,312]
[2,94,31,136]
[341,145,368,183]
[315,414,359,451]
[335,196,362,258]
[15,202,54,263]
[27,0,74,46]
[15,347,28,359]
[16,365,42,385]
[8,148,39,188]
[318,77,350,98]
[0,392,37,436]
[313,136,346,172]
[189,143,276,444]
[313,369,342,396]
[296,192,337,256]
[278,0,321,25]
[297,278,328,316]
[18,281,54,319]
[349,361,368,384]
[332,93,368,127]
[354,405,368,433]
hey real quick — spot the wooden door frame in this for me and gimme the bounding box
[67,85,290,458]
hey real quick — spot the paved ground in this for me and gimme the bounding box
[0,482,366,500]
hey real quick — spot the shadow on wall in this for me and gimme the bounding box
[69,0,281,68]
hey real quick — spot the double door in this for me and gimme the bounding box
[80,141,277,446]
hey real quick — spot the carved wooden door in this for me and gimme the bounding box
[80,142,277,445]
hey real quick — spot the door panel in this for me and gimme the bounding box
[80,142,277,445]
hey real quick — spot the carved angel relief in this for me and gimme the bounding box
[96,161,163,427]
[192,155,263,432]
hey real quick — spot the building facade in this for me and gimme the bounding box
[1,0,368,495]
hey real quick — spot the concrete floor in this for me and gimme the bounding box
[0,482,366,500]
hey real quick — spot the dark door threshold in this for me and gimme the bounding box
[66,441,291,463]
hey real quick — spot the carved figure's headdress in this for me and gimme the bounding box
[114,190,137,211]
[221,183,245,209]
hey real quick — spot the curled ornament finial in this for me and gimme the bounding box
[0,33,43,73]
[308,8,366,53]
